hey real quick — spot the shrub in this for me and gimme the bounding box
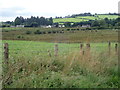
[67,29,70,31]
[48,31,52,34]
[26,31,32,34]
[17,35,23,39]
[52,31,56,34]
[42,31,46,34]
[34,30,42,34]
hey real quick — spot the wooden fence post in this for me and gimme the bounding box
[84,43,91,60]
[82,50,85,55]
[80,43,83,50]
[80,43,84,55]
[86,43,90,52]
[48,50,51,57]
[108,42,111,55]
[4,43,9,61]
[115,43,118,54]
[54,44,58,56]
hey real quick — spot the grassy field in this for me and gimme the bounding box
[2,40,118,88]
[2,27,118,43]
[1,27,119,88]
[53,15,118,23]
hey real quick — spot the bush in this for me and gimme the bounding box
[67,29,70,31]
[48,31,52,34]
[17,35,23,39]
[52,31,56,34]
[34,30,42,34]
[26,31,32,34]
[42,31,46,34]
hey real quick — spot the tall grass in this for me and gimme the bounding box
[2,40,118,88]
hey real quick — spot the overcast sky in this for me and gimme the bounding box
[0,0,119,21]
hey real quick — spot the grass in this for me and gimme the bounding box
[2,28,118,43]
[2,40,119,88]
[1,27,119,88]
[53,15,118,23]
[53,18,88,23]
[96,15,118,20]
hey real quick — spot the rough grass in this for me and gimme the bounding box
[2,40,119,88]
[2,28,118,43]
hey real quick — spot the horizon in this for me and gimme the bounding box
[0,0,119,22]
[0,12,119,22]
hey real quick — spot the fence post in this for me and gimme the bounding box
[48,50,51,57]
[82,50,85,55]
[80,43,83,50]
[86,43,90,52]
[86,43,91,58]
[108,42,111,55]
[80,43,84,55]
[4,43,9,62]
[54,44,58,56]
[115,43,118,54]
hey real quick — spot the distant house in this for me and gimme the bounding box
[81,25,91,28]
[40,25,52,28]
[16,25,24,27]
[10,26,15,27]
[46,25,52,28]
[58,24,65,28]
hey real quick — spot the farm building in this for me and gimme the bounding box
[41,25,52,28]
[16,25,24,27]
[81,25,91,28]
[10,26,15,27]
[58,24,65,28]
[46,25,52,28]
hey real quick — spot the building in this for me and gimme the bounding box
[81,25,91,28]
[58,24,65,28]
[16,25,24,27]
[10,26,15,27]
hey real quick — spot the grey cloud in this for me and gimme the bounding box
[0,7,32,17]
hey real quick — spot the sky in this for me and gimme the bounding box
[0,0,119,21]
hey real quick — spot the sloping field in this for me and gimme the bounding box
[53,15,118,23]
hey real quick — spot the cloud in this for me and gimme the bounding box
[0,7,32,17]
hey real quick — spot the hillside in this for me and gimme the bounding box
[53,15,118,23]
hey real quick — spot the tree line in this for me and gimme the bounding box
[0,13,120,29]
[14,16,53,27]
[1,16,53,27]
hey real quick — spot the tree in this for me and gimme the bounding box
[30,22,38,27]
[91,20,100,27]
[48,17,53,25]
[65,22,71,27]
[14,17,22,25]
[99,19,107,28]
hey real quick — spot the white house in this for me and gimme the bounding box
[58,24,65,28]
[10,26,15,27]
[82,25,91,28]
[16,25,24,27]
[46,25,52,28]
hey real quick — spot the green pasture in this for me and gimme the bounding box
[2,40,118,88]
[53,15,118,23]
[53,18,88,23]
[96,15,118,19]
[2,40,117,58]
[1,27,118,88]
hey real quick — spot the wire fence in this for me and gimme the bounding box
[1,41,118,61]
